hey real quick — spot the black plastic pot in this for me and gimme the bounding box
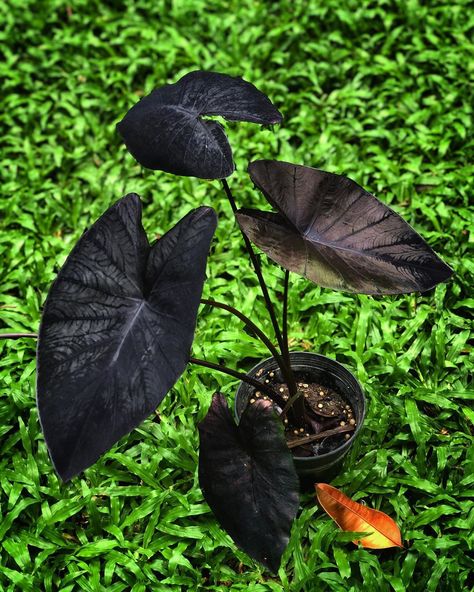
[235,352,366,486]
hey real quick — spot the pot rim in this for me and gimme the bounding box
[234,351,366,463]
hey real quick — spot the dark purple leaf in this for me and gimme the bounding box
[237,160,453,294]
[37,194,217,481]
[117,71,282,179]
[198,394,299,573]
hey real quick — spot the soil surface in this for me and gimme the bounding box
[250,368,356,457]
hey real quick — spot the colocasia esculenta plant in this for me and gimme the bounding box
[30,71,452,572]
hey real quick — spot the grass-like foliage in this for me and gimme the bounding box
[0,0,472,590]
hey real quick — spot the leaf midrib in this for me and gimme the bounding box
[110,300,146,364]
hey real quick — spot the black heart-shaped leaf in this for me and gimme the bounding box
[37,194,217,481]
[117,71,282,179]
[237,160,453,294]
[198,394,299,573]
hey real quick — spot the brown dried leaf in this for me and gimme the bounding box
[315,483,403,549]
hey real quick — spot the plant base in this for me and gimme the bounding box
[235,352,366,485]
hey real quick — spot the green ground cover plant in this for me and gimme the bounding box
[0,0,472,590]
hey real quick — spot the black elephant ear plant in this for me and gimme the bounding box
[115,70,453,571]
[2,71,453,574]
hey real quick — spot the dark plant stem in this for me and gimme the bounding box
[279,385,307,428]
[279,269,306,424]
[280,390,302,421]
[189,357,283,403]
[221,179,285,353]
[0,333,37,339]
[200,298,290,375]
[220,179,304,426]
[282,270,290,362]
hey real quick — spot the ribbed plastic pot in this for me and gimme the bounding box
[235,352,366,486]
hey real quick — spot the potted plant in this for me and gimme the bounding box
[28,71,452,573]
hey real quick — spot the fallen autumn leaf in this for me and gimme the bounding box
[315,483,403,549]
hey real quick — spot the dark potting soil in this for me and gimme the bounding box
[249,368,356,457]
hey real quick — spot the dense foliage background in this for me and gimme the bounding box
[0,0,472,590]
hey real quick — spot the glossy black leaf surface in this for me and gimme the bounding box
[198,394,299,573]
[237,160,453,294]
[117,71,282,179]
[37,194,217,481]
